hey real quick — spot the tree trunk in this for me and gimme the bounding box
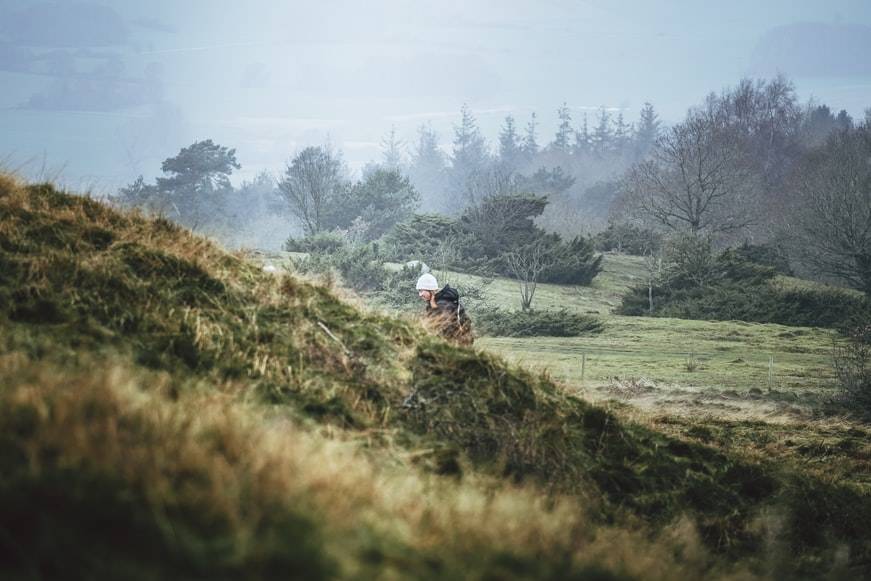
[648,280,654,314]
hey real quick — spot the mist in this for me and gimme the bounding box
[2,0,870,193]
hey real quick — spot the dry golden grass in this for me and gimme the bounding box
[0,357,756,580]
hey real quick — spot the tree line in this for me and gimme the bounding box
[114,75,870,302]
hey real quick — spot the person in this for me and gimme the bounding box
[416,273,473,345]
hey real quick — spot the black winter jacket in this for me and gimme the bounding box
[425,285,473,344]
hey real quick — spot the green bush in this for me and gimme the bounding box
[475,308,603,337]
[384,204,603,287]
[381,214,460,261]
[540,236,603,285]
[732,241,793,276]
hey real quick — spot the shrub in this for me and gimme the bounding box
[732,241,793,276]
[381,214,459,261]
[384,209,604,287]
[619,248,868,328]
[284,231,347,254]
[475,308,603,337]
[540,236,603,285]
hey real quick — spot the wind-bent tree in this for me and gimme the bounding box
[153,139,240,227]
[792,125,871,295]
[278,146,343,236]
[623,110,756,237]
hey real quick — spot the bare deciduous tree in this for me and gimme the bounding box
[792,125,871,295]
[506,241,556,311]
[623,111,756,237]
[278,146,343,236]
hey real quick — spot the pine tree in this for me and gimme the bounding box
[552,102,573,153]
[522,112,539,160]
[592,107,612,154]
[408,123,447,212]
[634,102,661,159]
[450,104,490,206]
[612,111,631,156]
[498,114,522,171]
[380,126,405,171]
[573,113,591,156]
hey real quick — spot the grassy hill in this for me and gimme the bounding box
[1,175,870,579]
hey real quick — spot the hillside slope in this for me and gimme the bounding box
[1,176,869,579]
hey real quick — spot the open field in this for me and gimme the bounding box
[479,317,835,393]
[254,251,842,401]
[431,254,845,422]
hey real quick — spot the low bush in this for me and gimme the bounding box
[619,243,867,328]
[475,307,603,337]
[381,214,459,262]
[621,277,867,328]
[540,235,603,285]
[732,241,793,276]
[284,231,347,254]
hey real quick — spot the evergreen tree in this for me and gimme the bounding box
[327,168,420,240]
[498,114,522,171]
[521,112,539,160]
[613,111,631,155]
[408,123,447,213]
[154,139,240,227]
[380,126,405,171]
[552,102,573,153]
[835,109,854,131]
[592,107,612,154]
[634,102,661,159]
[573,113,591,156]
[450,104,490,207]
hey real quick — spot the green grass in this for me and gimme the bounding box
[480,316,835,394]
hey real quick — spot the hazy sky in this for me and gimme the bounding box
[2,0,870,191]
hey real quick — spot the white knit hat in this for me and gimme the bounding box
[416,273,439,291]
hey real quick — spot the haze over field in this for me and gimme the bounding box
[2,0,871,191]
